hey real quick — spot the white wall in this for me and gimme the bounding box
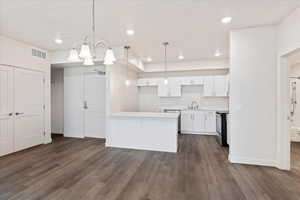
[229,26,277,166]
[144,59,229,72]
[0,35,51,143]
[51,68,64,134]
[108,64,139,113]
[277,7,300,56]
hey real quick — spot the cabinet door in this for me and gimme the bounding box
[214,76,228,97]
[0,66,14,156]
[203,76,215,96]
[137,79,147,86]
[169,79,181,97]
[157,81,168,97]
[181,112,194,132]
[193,112,206,133]
[205,111,216,132]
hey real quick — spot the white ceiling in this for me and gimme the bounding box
[0,0,299,63]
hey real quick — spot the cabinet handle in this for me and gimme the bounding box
[8,113,13,116]
[15,112,24,116]
[83,101,88,109]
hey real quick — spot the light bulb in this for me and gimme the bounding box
[164,79,168,85]
[104,48,116,65]
[79,43,92,59]
[221,17,232,24]
[125,80,130,86]
[68,48,81,62]
[55,38,63,44]
[214,49,222,57]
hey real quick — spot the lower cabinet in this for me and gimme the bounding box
[181,111,216,134]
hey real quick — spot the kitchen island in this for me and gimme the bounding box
[106,112,179,152]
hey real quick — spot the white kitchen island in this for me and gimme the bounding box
[106,112,179,153]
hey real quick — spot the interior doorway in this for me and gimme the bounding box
[83,72,106,138]
[51,66,106,139]
[288,50,300,171]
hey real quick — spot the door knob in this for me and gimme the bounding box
[15,112,24,115]
[83,101,88,109]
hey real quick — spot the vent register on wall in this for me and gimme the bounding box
[32,49,47,59]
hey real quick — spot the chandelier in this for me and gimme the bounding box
[68,0,116,65]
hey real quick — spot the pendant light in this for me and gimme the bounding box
[68,0,116,65]
[68,48,81,62]
[163,42,169,85]
[124,46,130,86]
[104,48,116,65]
[79,41,92,59]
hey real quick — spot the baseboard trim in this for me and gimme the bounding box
[229,154,276,167]
[181,132,217,136]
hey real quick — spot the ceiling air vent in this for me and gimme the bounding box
[32,49,47,59]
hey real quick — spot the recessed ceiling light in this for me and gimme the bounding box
[214,49,222,57]
[54,38,63,44]
[146,57,152,62]
[221,17,232,24]
[126,29,135,36]
[178,54,184,60]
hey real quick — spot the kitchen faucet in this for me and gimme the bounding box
[188,101,199,110]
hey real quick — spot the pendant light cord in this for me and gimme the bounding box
[125,46,130,80]
[163,42,169,80]
[92,0,96,58]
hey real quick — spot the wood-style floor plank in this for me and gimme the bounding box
[0,135,300,200]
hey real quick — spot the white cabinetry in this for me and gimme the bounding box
[137,75,229,98]
[157,78,181,97]
[204,111,217,132]
[203,76,229,97]
[181,112,194,132]
[181,111,216,134]
[137,78,159,86]
[181,77,203,85]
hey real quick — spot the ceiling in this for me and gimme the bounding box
[0,0,299,63]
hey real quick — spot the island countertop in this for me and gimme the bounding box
[110,112,180,119]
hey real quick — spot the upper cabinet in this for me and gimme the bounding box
[158,78,181,97]
[137,78,159,87]
[137,75,229,98]
[203,75,229,97]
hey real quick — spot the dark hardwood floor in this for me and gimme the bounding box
[1,135,300,200]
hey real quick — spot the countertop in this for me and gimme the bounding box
[181,109,229,113]
[110,112,180,119]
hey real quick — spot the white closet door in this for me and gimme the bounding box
[14,68,44,152]
[84,73,106,138]
[0,66,14,156]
